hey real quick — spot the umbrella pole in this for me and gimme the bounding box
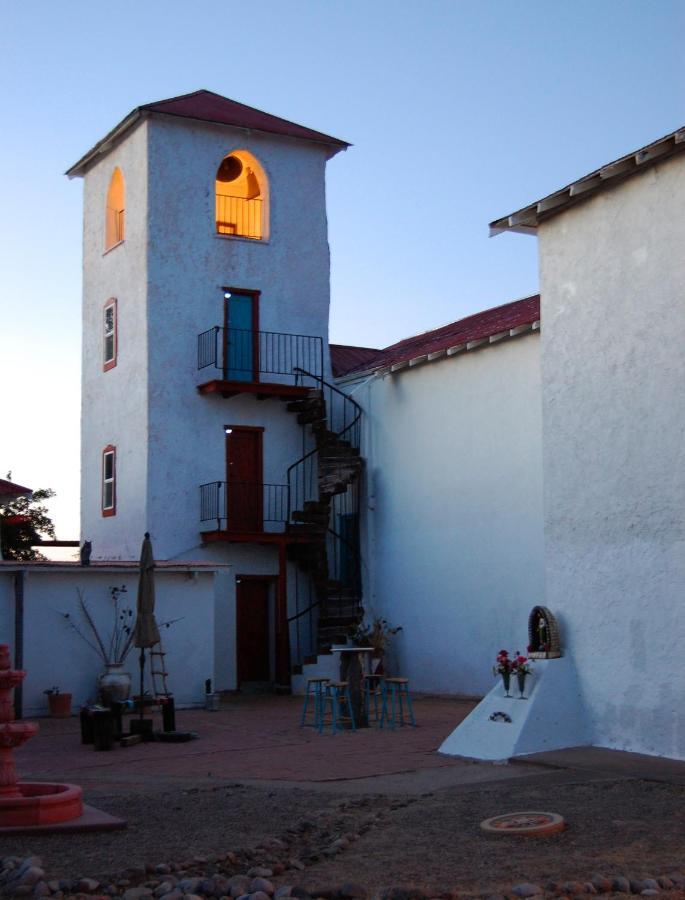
[139,647,145,722]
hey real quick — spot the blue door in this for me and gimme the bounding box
[227,292,255,381]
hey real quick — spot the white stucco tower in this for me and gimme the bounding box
[69,90,348,559]
[68,91,354,690]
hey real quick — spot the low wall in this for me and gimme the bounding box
[0,562,222,716]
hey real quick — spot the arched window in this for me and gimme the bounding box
[105,168,125,250]
[215,151,268,240]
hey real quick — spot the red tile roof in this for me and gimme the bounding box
[331,295,540,377]
[67,90,349,177]
[330,344,382,378]
[0,478,32,498]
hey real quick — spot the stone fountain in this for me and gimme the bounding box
[0,644,83,828]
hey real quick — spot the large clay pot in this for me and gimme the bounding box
[48,693,72,718]
[99,664,132,705]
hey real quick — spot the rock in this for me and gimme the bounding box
[274,888,293,899]
[631,882,647,895]
[641,881,659,893]
[199,878,217,896]
[249,880,274,896]
[668,875,685,889]
[212,876,231,896]
[656,878,673,891]
[331,838,349,850]
[248,894,271,900]
[561,884,584,896]
[612,879,631,894]
[47,882,61,893]
[584,885,598,895]
[225,854,239,866]
[9,887,33,897]
[17,868,45,889]
[229,877,252,898]
[513,886,543,898]
[339,885,367,899]
[287,861,305,872]
[123,889,153,900]
[155,866,171,877]
[247,870,273,880]
[177,878,203,894]
[185,895,205,900]
[591,876,611,893]
[641,893,659,897]
[271,865,285,877]
[154,883,175,897]
[77,879,101,893]
[31,882,50,898]
[290,889,311,900]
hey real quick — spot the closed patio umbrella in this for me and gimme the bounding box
[133,532,160,723]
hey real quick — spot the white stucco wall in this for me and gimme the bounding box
[80,122,150,559]
[352,333,544,696]
[1,565,221,715]
[538,155,685,760]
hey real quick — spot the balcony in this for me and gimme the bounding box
[197,327,323,400]
[200,481,289,542]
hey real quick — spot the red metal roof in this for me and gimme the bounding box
[0,478,32,498]
[140,90,349,147]
[330,344,382,378]
[331,295,540,377]
[67,90,349,177]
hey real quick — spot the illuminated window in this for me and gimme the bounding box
[103,298,117,371]
[102,446,116,516]
[105,168,125,250]
[215,151,268,240]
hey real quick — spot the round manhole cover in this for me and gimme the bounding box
[480,811,565,836]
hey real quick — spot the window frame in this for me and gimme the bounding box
[103,298,117,371]
[105,168,126,253]
[102,445,116,517]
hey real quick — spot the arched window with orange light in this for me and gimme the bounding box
[105,168,125,250]
[215,151,268,240]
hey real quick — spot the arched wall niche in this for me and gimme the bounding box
[105,167,125,250]
[215,150,269,241]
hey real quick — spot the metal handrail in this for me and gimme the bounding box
[200,480,289,531]
[198,327,324,382]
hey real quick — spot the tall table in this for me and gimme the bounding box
[331,646,374,728]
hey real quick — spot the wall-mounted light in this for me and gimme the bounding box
[225,427,233,434]
[224,292,231,300]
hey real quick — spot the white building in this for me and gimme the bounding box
[3,93,684,759]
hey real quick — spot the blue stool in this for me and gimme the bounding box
[363,673,385,724]
[300,677,329,728]
[318,681,356,734]
[380,677,416,728]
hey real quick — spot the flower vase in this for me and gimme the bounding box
[501,671,511,697]
[99,664,132,705]
[517,671,527,699]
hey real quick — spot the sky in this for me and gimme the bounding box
[1,0,684,546]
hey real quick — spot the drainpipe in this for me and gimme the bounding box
[14,570,24,719]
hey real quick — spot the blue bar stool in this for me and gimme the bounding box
[380,677,416,728]
[363,673,385,724]
[300,677,329,728]
[318,681,356,734]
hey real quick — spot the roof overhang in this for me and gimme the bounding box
[490,126,685,237]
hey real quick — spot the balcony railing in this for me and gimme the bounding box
[216,194,263,239]
[198,327,323,384]
[200,481,289,532]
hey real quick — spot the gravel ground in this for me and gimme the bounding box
[2,772,684,895]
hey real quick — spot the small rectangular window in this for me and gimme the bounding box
[103,299,117,371]
[102,446,116,516]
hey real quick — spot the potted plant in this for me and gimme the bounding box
[511,652,533,699]
[44,686,72,718]
[493,649,514,697]
[354,617,403,674]
[61,585,135,704]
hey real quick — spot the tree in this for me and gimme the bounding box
[0,487,56,561]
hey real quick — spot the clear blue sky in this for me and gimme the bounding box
[1,0,683,543]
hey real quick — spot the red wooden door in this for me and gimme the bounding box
[236,579,271,684]
[226,427,263,531]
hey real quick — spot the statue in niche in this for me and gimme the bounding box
[527,605,562,658]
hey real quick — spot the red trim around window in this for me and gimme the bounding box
[103,298,118,372]
[102,445,116,517]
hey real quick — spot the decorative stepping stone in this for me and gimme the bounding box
[479,810,565,836]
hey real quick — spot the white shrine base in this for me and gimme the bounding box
[439,657,592,763]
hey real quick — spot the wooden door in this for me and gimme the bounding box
[236,578,271,685]
[226,427,263,531]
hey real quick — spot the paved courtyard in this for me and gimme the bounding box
[6,694,685,897]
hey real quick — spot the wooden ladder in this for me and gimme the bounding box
[149,639,171,698]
